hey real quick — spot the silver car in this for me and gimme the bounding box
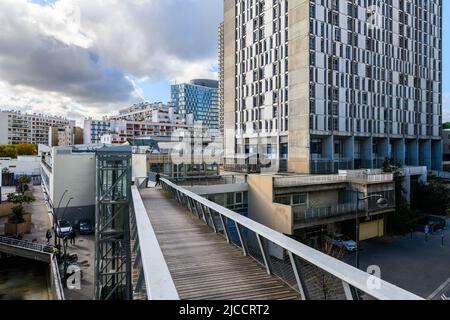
[326,234,357,252]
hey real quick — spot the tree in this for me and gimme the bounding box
[18,175,31,194]
[411,181,450,216]
[382,158,420,234]
[0,145,17,158]
[16,143,38,156]
[443,122,450,130]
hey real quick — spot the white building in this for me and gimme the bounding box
[224,0,443,174]
[41,145,98,223]
[84,102,195,145]
[0,110,76,146]
[0,156,41,177]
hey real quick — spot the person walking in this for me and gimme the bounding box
[46,229,52,243]
[69,230,76,245]
[155,172,161,187]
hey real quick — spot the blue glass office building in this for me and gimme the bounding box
[171,79,219,129]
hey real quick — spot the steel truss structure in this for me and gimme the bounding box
[94,146,132,300]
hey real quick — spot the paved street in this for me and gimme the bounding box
[348,218,450,299]
[62,234,95,300]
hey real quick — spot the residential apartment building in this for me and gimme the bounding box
[171,79,220,130]
[224,0,443,174]
[83,103,195,144]
[219,22,225,137]
[0,110,76,146]
[48,126,84,147]
[111,102,192,124]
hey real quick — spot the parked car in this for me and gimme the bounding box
[326,234,357,252]
[413,214,447,232]
[57,220,73,238]
[428,215,447,232]
[78,219,94,235]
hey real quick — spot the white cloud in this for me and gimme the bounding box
[0,0,223,122]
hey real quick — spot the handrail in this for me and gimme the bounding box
[0,236,54,254]
[160,178,423,300]
[130,186,179,300]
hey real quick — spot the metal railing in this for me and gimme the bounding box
[160,177,423,300]
[0,235,54,253]
[130,181,179,300]
[293,202,367,221]
[274,175,348,188]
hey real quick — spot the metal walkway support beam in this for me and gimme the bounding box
[94,146,132,300]
[159,178,423,301]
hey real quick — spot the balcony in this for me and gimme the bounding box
[293,202,367,222]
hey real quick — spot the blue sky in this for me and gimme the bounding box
[2,0,449,123]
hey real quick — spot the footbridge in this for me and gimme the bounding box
[129,177,423,300]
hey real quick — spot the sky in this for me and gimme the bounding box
[0,0,223,124]
[0,0,448,125]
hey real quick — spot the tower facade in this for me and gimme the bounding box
[224,0,443,173]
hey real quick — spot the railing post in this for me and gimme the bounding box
[206,207,218,233]
[288,251,308,300]
[219,214,230,243]
[235,222,247,256]
[135,269,145,293]
[256,234,271,275]
[133,248,142,269]
[342,281,359,300]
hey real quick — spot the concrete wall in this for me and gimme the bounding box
[132,154,147,179]
[288,0,310,173]
[248,175,293,235]
[308,190,339,208]
[223,0,236,159]
[0,156,41,176]
[48,149,96,223]
[0,113,8,145]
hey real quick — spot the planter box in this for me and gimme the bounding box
[0,203,15,218]
[4,221,32,236]
[23,213,32,223]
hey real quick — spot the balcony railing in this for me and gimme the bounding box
[274,175,348,188]
[159,178,422,300]
[293,202,367,221]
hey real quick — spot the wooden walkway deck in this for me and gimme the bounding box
[140,187,300,300]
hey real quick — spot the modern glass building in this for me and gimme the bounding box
[171,79,220,130]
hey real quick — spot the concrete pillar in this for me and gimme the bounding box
[392,139,405,166]
[373,138,390,168]
[419,139,432,170]
[406,139,419,166]
[343,136,355,169]
[323,135,334,173]
[431,140,443,171]
[402,172,411,203]
[361,136,373,169]
[379,138,390,158]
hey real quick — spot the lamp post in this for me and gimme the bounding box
[57,197,73,246]
[54,190,68,246]
[355,193,388,269]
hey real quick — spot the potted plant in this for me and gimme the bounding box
[17,175,31,195]
[4,193,35,236]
